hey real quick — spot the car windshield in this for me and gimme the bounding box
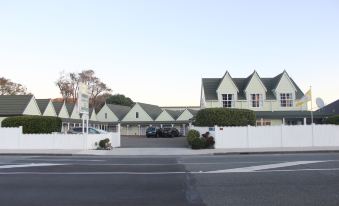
[147,128,156,132]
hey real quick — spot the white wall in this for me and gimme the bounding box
[190,125,339,149]
[0,127,120,150]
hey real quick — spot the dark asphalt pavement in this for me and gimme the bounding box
[0,153,339,206]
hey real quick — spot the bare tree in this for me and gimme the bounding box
[0,77,29,95]
[56,70,112,106]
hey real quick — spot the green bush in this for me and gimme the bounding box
[326,115,339,125]
[193,108,256,127]
[2,116,62,134]
[99,138,110,149]
[187,129,200,146]
[191,137,207,150]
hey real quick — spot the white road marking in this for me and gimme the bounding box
[28,159,105,162]
[205,161,326,173]
[0,163,66,169]
[0,168,339,175]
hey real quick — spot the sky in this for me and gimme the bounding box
[0,0,338,107]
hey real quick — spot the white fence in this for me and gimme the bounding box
[0,127,121,150]
[190,125,339,149]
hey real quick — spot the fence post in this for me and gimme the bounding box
[214,125,218,149]
[280,124,284,147]
[311,123,315,147]
[246,125,250,148]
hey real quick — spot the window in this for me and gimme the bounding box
[136,112,139,118]
[250,94,263,108]
[280,93,293,107]
[105,113,107,119]
[222,94,234,108]
[256,120,271,126]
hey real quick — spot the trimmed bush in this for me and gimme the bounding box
[193,108,256,127]
[187,129,200,146]
[191,137,207,150]
[326,115,339,125]
[2,116,62,134]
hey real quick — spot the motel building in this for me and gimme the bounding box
[200,70,317,125]
[0,70,336,135]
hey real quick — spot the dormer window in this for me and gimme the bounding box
[280,93,293,107]
[250,94,263,108]
[222,94,234,108]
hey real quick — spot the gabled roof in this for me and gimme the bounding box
[188,109,199,117]
[315,99,339,116]
[244,71,267,92]
[138,102,163,120]
[165,109,183,120]
[216,71,239,92]
[65,104,76,116]
[202,71,304,101]
[36,99,51,114]
[89,108,95,117]
[52,102,64,115]
[106,104,131,120]
[0,95,33,116]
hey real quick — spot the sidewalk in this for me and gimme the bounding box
[0,147,339,156]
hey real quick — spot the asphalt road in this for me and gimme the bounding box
[121,135,188,148]
[0,153,339,206]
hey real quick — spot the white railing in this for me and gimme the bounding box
[0,127,121,150]
[190,125,339,149]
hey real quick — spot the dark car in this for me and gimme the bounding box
[146,127,160,138]
[158,127,180,138]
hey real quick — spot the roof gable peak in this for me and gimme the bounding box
[216,71,239,92]
[244,70,267,92]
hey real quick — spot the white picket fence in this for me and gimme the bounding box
[190,125,339,149]
[0,127,121,150]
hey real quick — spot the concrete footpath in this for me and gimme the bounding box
[0,146,339,156]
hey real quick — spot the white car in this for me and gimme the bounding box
[68,127,107,134]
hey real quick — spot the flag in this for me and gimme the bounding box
[296,89,312,107]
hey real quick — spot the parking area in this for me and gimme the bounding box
[121,135,188,148]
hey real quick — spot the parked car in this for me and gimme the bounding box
[146,127,160,138]
[68,127,107,134]
[157,127,180,138]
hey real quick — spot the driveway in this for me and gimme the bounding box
[121,135,188,148]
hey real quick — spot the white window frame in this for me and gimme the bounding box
[280,93,293,107]
[250,94,263,108]
[221,94,234,108]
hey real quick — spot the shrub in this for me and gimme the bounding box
[98,138,112,150]
[2,116,62,134]
[191,137,207,150]
[187,129,200,146]
[326,115,339,125]
[194,108,256,127]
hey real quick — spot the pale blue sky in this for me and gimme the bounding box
[1,0,338,107]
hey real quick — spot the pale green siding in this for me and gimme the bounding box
[217,73,239,106]
[43,101,57,117]
[177,109,193,121]
[70,106,80,119]
[155,110,175,122]
[58,104,70,119]
[23,98,41,116]
[90,111,98,121]
[122,103,153,122]
[96,104,119,122]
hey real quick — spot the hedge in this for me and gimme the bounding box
[2,116,62,134]
[325,115,339,125]
[193,108,256,127]
[187,129,200,146]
